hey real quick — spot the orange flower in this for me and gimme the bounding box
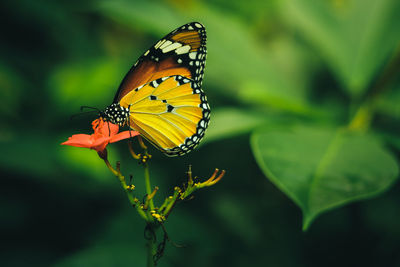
[61,118,139,155]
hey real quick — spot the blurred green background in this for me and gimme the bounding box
[1,0,400,266]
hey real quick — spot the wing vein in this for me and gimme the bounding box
[156,114,187,138]
[132,118,176,147]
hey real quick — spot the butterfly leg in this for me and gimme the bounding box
[128,141,140,160]
[106,120,111,136]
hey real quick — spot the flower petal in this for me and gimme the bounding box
[62,118,134,153]
[97,120,120,136]
[61,134,93,148]
[90,136,110,152]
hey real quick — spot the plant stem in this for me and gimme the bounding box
[144,163,155,210]
[348,100,373,131]
[348,48,400,131]
[146,224,156,267]
[104,159,147,220]
[140,140,157,266]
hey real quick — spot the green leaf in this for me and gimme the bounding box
[281,0,400,96]
[237,82,316,115]
[203,108,268,143]
[251,125,399,230]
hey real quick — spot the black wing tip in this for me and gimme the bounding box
[188,21,205,27]
[176,22,206,31]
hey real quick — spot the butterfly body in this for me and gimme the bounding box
[101,22,209,157]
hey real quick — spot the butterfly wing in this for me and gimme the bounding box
[113,22,207,103]
[119,75,210,156]
[113,22,209,156]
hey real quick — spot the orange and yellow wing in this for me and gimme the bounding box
[114,22,207,103]
[119,76,210,156]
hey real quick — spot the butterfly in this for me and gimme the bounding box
[100,22,210,157]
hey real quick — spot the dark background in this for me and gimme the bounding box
[1,0,400,266]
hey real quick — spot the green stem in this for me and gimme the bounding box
[348,100,373,132]
[144,163,155,210]
[146,224,156,267]
[162,187,181,218]
[104,159,147,220]
[348,47,400,131]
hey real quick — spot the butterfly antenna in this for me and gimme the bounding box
[80,106,101,112]
[70,110,98,120]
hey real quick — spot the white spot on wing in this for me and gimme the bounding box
[159,40,172,49]
[189,52,197,59]
[154,40,165,49]
[162,42,182,53]
[175,45,191,54]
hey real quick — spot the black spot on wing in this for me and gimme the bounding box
[167,105,174,112]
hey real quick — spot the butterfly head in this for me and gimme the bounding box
[100,103,130,127]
